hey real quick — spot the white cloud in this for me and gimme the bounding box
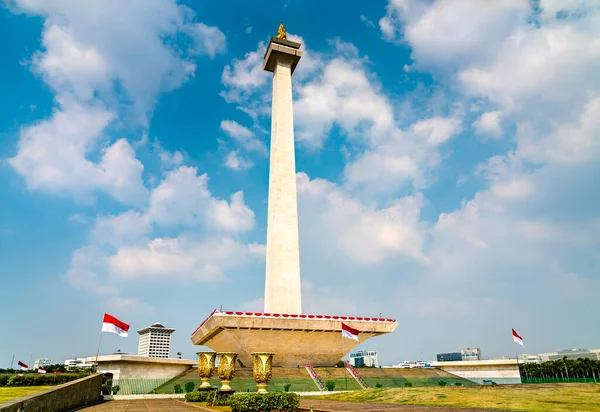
[185,22,227,58]
[221,42,269,102]
[380,0,531,69]
[64,245,116,295]
[360,14,375,29]
[295,58,394,148]
[297,173,428,264]
[14,0,224,119]
[93,211,150,247]
[220,120,267,153]
[8,99,147,204]
[539,0,600,20]
[144,166,255,233]
[343,116,460,192]
[9,0,227,204]
[65,164,257,295]
[473,111,503,138]
[107,235,256,281]
[152,139,184,167]
[224,151,253,171]
[106,296,154,314]
[515,97,600,165]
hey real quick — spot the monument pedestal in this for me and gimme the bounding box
[191,311,397,368]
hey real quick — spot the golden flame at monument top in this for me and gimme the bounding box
[277,23,287,40]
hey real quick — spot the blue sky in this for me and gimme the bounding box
[1,0,599,367]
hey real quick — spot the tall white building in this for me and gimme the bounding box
[461,348,482,361]
[137,323,175,358]
[34,358,51,370]
[349,350,379,368]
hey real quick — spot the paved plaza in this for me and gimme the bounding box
[75,399,210,411]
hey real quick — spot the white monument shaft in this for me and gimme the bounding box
[263,37,303,314]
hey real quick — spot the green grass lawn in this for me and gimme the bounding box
[0,386,51,403]
[313,383,600,412]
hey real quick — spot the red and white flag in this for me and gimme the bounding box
[37,367,47,374]
[512,329,524,346]
[101,313,130,337]
[17,361,28,370]
[341,323,359,341]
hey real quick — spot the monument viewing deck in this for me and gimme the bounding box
[191,310,397,367]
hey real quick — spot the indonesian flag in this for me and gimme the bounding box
[101,313,130,337]
[512,328,524,346]
[17,361,28,370]
[37,367,47,374]
[341,322,359,341]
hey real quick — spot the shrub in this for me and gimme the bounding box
[438,380,447,386]
[111,385,120,395]
[283,383,292,392]
[0,375,9,387]
[185,381,196,393]
[375,383,383,388]
[454,382,462,386]
[174,384,183,394]
[325,380,335,391]
[185,391,214,402]
[1,374,85,387]
[404,382,413,387]
[228,392,300,412]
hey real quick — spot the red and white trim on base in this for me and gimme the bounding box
[192,309,397,336]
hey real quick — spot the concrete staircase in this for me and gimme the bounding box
[345,363,369,389]
[305,364,327,391]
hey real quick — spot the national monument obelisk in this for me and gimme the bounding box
[263,24,303,315]
[191,25,397,368]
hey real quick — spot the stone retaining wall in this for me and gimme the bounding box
[0,373,103,412]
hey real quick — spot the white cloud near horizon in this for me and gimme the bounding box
[67,165,261,293]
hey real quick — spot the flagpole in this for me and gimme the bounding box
[94,317,104,373]
[342,330,348,391]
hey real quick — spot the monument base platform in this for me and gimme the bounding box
[190,310,397,367]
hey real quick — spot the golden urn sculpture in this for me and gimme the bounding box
[217,352,238,391]
[196,351,216,389]
[252,352,275,393]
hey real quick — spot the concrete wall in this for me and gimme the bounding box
[0,373,103,412]
[88,355,195,380]
[432,360,521,384]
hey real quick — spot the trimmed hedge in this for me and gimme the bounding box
[0,373,86,387]
[185,391,213,402]
[228,392,300,412]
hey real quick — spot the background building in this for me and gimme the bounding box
[518,354,541,363]
[349,350,378,367]
[33,358,51,370]
[137,322,175,358]
[436,352,462,362]
[64,357,94,370]
[461,348,482,361]
[437,348,482,362]
[548,348,600,361]
[537,352,558,362]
